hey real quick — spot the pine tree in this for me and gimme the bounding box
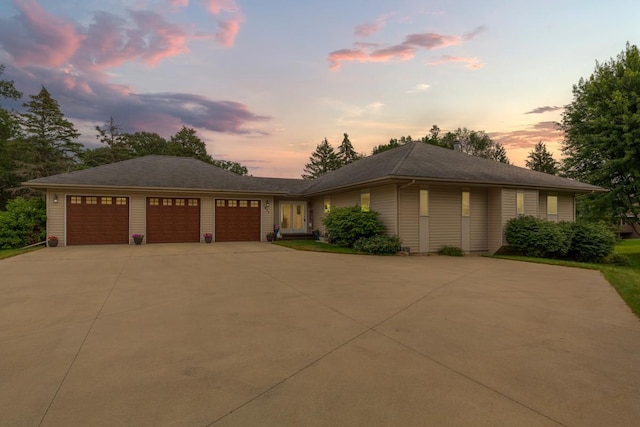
[17,86,81,179]
[89,116,131,165]
[302,138,340,179]
[525,142,558,174]
[0,64,23,208]
[337,133,361,165]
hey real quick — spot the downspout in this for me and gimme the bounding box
[396,180,416,236]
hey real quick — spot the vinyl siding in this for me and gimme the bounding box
[487,188,502,253]
[262,197,274,240]
[470,189,488,252]
[130,194,145,243]
[524,190,538,217]
[47,190,65,246]
[558,193,575,222]
[331,190,361,208]
[200,197,214,242]
[371,185,398,236]
[312,197,325,234]
[538,192,548,220]
[429,187,461,252]
[501,189,517,225]
[398,186,419,252]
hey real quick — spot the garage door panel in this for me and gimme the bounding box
[215,199,260,242]
[67,196,129,245]
[146,198,200,243]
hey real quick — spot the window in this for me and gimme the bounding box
[216,200,225,207]
[116,197,127,205]
[163,198,172,206]
[462,191,470,217]
[250,200,259,208]
[516,191,524,215]
[547,195,558,215]
[188,199,198,207]
[420,190,429,216]
[71,196,82,204]
[361,191,370,212]
[175,199,185,206]
[239,200,248,208]
[86,197,97,205]
[228,200,237,207]
[149,198,159,206]
[324,197,331,213]
[101,197,112,205]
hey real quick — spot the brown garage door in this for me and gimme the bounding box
[146,197,200,243]
[67,195,129,245]
[215,199,261,242]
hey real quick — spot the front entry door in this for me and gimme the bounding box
[280,202,307,233]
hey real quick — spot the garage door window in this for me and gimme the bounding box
[101,197,112,205]
[116,197,127,205]
[251,200,259,208]
[176,199,185,206]
[239,200,248,207]
[189,199,198,207]
[149,198,159,206]
[228,200,237,207]
[86,197,97,205]
[163,199,172,206]
[71,196,82,204]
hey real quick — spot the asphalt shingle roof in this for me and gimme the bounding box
[26,143,603,194]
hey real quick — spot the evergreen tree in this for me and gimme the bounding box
[302,138,340,179]
[167,126,212,163]
[525,142,559,174]
[17,86,81,179]
[84,116,132,166]
[0,64,23,208]
[337,133,361,165]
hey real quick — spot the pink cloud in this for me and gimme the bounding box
[329,26,485,70]
[490,121,562,150]
[355,20,384,37]
[428,55,484,69]
[204,0,239,15]
[215,18,241,47]
[202,0,243,47]
[0,0,81,67]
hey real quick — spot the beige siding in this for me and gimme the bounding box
[371,185,398,236]
[311,197,326,234]
[538,192,548,220]
[200,197,214,242]
[398,187,419,252]
[331,190,361,208]
[487,188,502,253]
[47,190,65,246]
[470,189,488,252]
[524,190,538,217]
[261,197,274,240]
[501,189,517,224]
[130,195,145,243]
[429,187,461,252]
[558,193,575,222]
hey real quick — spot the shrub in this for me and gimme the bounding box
[323,206,385,247]
[438,246,465,256]
[0,197,46,249]
[604,252,632,267]
[504,216,569,258]
[353,235,401,254]
[565,221,616,262]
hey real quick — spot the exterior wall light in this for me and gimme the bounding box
[53,194,59,204]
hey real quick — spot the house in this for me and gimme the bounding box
[25,141,603,253]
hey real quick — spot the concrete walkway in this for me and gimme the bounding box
[1,243,639,426]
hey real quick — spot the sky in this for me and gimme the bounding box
[0,0,639,178]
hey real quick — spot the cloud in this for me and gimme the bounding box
[203,0,243,46]
[0,0,81,67]
[215,19,241,47]
[329,26,485,70]
[428,55,483,69]
[324,98,384,117]
[490,121,562,150]
[406,83,431,93]
[524,105,563,114]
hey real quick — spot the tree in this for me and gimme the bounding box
[371,136,413,155]
[525,142,559,174]
[167,126,212,163]
[337,133,361,165]
[302,138,340,179]
[211,159,249,176]
[0,65,23,208]
[121,131,169,156]
[561,43,640,234]
[424,127,510,164]
[16,86,81,179]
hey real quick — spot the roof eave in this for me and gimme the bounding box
[22,182,291,195]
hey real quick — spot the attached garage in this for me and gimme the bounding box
[147,197,201,243]
[67,195,129,245]
[215,199,261,242]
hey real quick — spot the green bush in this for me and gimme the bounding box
[323,206,385,247]
[504,216,569,258]
[0,197,46,249]
[438,246,465,256]
[353,235,401,254]
[565,221,616,262]
[604,252,632,266]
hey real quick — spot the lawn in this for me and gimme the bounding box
[495,240,640,318]
[0,246,43,260]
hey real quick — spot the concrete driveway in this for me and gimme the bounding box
[1,243,639,426]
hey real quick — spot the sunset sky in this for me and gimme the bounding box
[1,0,638,177]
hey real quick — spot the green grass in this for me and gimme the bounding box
[273,240,367,254]
[0,246,43,260]
[493,241,640,318]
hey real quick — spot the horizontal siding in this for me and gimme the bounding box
[538,192,548,220]
[312,197,326,234]
[47,190,65,246]
[201,197,213,242]
[398,187,419,252]
[502,189,517,224]
[429,187,461,252]
[371,185,397,236]
[331,190,361,208]
[524,190,538,217]
[470,189,488,252]
[130,195,146,243]
[487,188,502,253]
[558,193,575,222]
